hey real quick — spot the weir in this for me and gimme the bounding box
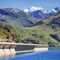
[0,42,48,57]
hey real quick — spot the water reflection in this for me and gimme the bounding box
[0,55,15,60]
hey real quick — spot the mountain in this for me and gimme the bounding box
[0,7,60,46]
[23,6,48,13]
[23,6,60,19]
[0,8,38,27]
[50,7,60,13]
[0,12,60,46]
[32,11,60,46]
[23,6,49,19]
[0,7,59,27]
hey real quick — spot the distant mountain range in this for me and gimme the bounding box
[0,7,60,46]
[0,11,60,46]
[0,7,60,27]
[0,8,38,27]
[23,6,60,19]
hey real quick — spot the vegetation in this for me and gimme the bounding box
[0,9,60,46]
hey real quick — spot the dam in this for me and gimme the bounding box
[0,42,48,57]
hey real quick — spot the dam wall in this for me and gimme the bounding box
[0,42,48,57]
[33,47,48,52]
[0,42,16,57]
[0,49,16,57]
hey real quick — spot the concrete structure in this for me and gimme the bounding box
[33,46,48,52]
[0,42,48,57]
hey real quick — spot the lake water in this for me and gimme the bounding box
[0,50,60,60]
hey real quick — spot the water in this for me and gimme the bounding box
[0,50,60,60]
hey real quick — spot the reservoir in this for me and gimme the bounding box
[0,50,60,60]
[0,42,60,60]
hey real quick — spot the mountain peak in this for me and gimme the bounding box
[23,6,48,13]
[3,8,21,13]
[29,6,44,11]
[49,7,60,13]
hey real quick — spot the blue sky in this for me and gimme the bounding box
[0,0,60,10]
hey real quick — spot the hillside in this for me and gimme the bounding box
[0,23,60,46]
[0,23,15,42]
[11,12,60,46]
[32,12,60,46]
[0,9,60,46]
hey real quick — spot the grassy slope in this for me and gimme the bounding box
[0,22,60,46]
[2,22,58,46]
[11,12,60,46]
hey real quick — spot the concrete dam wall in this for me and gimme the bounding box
[0,43,16,57]
[0,49,16,56]
[0,42,48,57]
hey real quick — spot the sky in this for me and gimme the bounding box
[0,0,60,10]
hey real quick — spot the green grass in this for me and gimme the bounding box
[0,22,60,46]
[6,24,59,46]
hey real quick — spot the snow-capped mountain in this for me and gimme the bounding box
[23,6,60,19]
[49,7,60,13]
[23,6,48,13]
